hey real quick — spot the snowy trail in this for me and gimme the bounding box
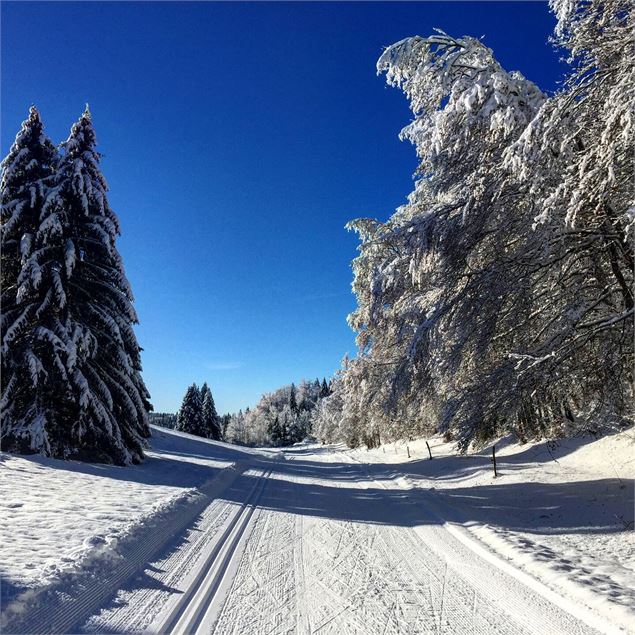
[72,443,621,635]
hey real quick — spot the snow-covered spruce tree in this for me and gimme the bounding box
[289,383,298,413]
[2,107,152,463]
[1,107,64,454]
[201,382,222,440]
[176,383,204,436]
[52,108,151,462]
[1,106,57,309]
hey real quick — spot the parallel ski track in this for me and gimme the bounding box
[211,469,300,635]
[2,464,243,635]
[155,467,272,635]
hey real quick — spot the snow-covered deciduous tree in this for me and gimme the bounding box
[1,107,152,464]
[338,3,632,451]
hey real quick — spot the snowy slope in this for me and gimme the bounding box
[0,427,267,616]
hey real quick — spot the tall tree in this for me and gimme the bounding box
[54,107,151,462]
[1,106,67,456]
[335,5,632,450]
[176,384,204,435]
[289,383,298,414]
[1,107,152,464]
[201,382,222,440]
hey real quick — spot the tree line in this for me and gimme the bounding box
[225,378,331,446]
[313,0,633,450]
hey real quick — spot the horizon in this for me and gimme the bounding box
[1,1,566,414]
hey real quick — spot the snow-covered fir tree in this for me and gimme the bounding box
[176,384,204,436]
[1,106,57,311]
[1,106,64,456]
[1,107,151,464]
[201,382,222,440]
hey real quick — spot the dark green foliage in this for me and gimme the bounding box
[1,107,151,465]
[176,384,204,436]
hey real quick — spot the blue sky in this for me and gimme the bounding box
[2,2,566,414]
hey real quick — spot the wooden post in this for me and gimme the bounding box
[492,445,498,477]
[425,441,433,460]
[407,445,410,458]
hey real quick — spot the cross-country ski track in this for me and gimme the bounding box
[2,429,629,635]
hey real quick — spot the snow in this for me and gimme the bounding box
[0,426,262,608]
[1,427,632,634]
[345,429,635,633]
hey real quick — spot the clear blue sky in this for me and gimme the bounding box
[2,2,565,414]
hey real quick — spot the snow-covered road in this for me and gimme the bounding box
[71,443,614,635]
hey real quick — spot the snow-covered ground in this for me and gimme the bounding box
[0,428,268,616]
[1,426,633,634]
[347,429,635,632]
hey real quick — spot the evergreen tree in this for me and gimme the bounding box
[1,106,57,305]
[320,378,330,399]
[176,384,204,435]
[54,107,151,462]
[1,107,152,465]
[1,106,67,456]
[267,414,282,446]
[220,413,231,437]
[289,383,298,414]
[201,382,222,440]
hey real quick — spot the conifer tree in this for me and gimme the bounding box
[201,382,222,440]
[1,107,151,464]
[267,414,282,446]
[289,383,298,414]
[54,107,151,462]
[176,384,204,435]
[1,106,57,303]
[1,106,67,455]
[320,378,330,399]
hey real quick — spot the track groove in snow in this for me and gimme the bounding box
[154,467,272,634]
[2,462,243,635]
[18,438,628,635]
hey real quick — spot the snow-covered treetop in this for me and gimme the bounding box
[1,105,57,202]
[377,30,545,181]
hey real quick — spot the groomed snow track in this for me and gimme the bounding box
[5,444,624,635]
[153,468,272,634]
[1,463,245,635]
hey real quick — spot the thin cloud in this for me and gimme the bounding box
[205,362,243,371]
